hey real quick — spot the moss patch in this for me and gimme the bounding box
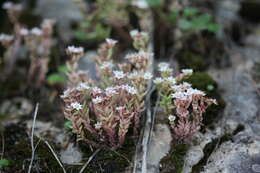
[0,123,63,173]
[74,134,136,173]
[177,33,227,71]
[160,143,190,173]
[178,51,208,71]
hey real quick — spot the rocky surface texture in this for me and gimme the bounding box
[181,0,260,172]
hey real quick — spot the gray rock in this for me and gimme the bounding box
[0,97,33,117]
[147,124,172,172]
[78,51,98,80]
[34,0,83,41]
[199,45,260,173]
[60,143,83,164]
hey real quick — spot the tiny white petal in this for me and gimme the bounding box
[70,102,82,111]
[92,96,104,104]
[92,87,102,93]
[67,45,84,54]
[113,70,125,79]
[181,69,193,74]
[106,38,118,45]
[168,115,176,122]
[20,28,29,36]
[116,106,125,111]
[94,122,102,129]
[143,72,153,80]
[76,82,90,91]
[31,27,43,36]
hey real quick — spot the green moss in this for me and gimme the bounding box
[252,61,260,81]
[0,123,63,173]
[178,51,208,71]
[184,72,217,97]
[76,134,136,173]
[160,143,190,173]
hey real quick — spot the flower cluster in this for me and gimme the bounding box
[0,2,55,87]
[154,63,216,141]
[61,31,152,148]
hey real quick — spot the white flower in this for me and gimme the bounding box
[158,62,173,73]
[67,45,84,54]
[171,92,188,100]
[116,106,125,111]
[106,38,118,46]
[186,88,205,96]
[130,30,139,37]
[121,85,137,95]
[171,82,191,92]
[70,102,82,111]
[92,87,102,94]
[3,2,21,10]
[76,82,90,91]
[0,34,13,42]
[92,96,104,104]
[165,77,176,84]
[2,2,13,9]
[105,87,118,96]
[158,62,169,69]
[153,77,164,84]
[182,82,192,88]
[159,66,173,73]
[130,30,148,38]
[20,28,29,36]
[31,27,43,36]
[132,0,148,9]
[125,52,137,60]
[181,69,193,75]
[143,72,153,80]
[168,115,176,122]
[94,122,102,129]
[138,51,153,59]
[100,61,114,70]
[113,70,125,79]
[61,88,73,98]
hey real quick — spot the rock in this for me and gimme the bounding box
[78,51,98,80]
[34,0,83,41]
[0,97,33,117]
[147,124,172,172]
[199,41,260,172]
[183,128,222,173]
[60,143,83,165]
[202,137,260,173]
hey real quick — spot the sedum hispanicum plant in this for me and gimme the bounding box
[154,65,217,141]
[61,30,152,149]
[0,1,55,87]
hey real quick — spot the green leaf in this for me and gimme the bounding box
[64,121,72,129]
[168,10,179,23]
[146,0,163,7]
[0,159,11,167]
[207,24,221,33]
[190,14,211,30]
[178,19,192,30]
[183,7,198,17]
[74,31,89,40]
[58,65,69,73]
[47,73,67,85]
